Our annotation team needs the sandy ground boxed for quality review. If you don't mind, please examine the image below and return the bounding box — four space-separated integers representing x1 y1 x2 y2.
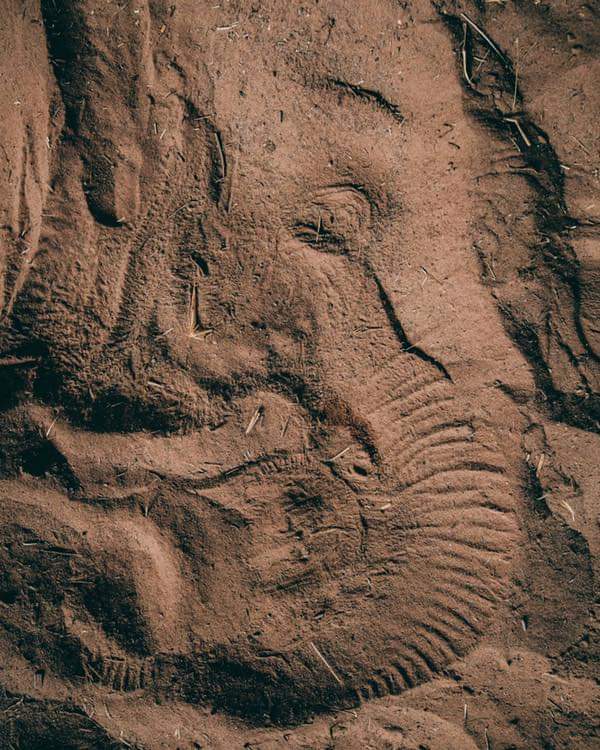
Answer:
0 1 599 748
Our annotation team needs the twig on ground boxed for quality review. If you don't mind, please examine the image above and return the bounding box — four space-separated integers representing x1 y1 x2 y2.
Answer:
245 405 264 435
310 641 343 685
503 117 532 148
325 446 352 463
460 12 508 65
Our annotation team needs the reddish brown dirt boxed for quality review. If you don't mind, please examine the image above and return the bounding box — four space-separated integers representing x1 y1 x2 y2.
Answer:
0 1 599 748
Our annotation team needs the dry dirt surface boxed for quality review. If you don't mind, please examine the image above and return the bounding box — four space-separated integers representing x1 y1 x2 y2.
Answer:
0 0 599 748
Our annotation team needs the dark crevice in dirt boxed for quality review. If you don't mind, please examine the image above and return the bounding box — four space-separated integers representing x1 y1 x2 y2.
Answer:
21 343 380 440
498 304 599 431
263 349 381 461
0 361 38 414
21 439 81 494
324 77 405 123
211 128 228 204
40 0 87 135
184 98 229 208
197 649 355 726
81 157 121 228
0 410 82 492
521 455 551 519
372 273 452 381
40 1 135 228
292 221 347 251
0 689 135 749
551 316 592 393
439 2 599 432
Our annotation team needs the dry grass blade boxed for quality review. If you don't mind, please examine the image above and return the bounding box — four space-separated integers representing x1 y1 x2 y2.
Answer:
45 416 58 438
309 641 343 685
245 405 264 435
325 445 352 463
460 12 508 65
503 117 532 148
561 499 576 522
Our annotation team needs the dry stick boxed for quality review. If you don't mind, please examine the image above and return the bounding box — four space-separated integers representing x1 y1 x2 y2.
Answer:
475 48 491 72
461 23 474 87
45 416 58 438
521 616 529 632
147 380 166 390
245 405 264 435
503 117 532 148
280 414 292 438
326 445 352 463
169 200 199 218
535 453 545 476
420 265 443 285
191 328 214 339
460 11 507 65
309 641 343 685
561 499 576 522
226 149 238 214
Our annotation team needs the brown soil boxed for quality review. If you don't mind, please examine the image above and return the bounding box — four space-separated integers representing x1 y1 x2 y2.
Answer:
0 1 599 748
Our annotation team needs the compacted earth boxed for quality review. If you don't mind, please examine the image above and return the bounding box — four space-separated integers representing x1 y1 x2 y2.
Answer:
0 1 599 748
